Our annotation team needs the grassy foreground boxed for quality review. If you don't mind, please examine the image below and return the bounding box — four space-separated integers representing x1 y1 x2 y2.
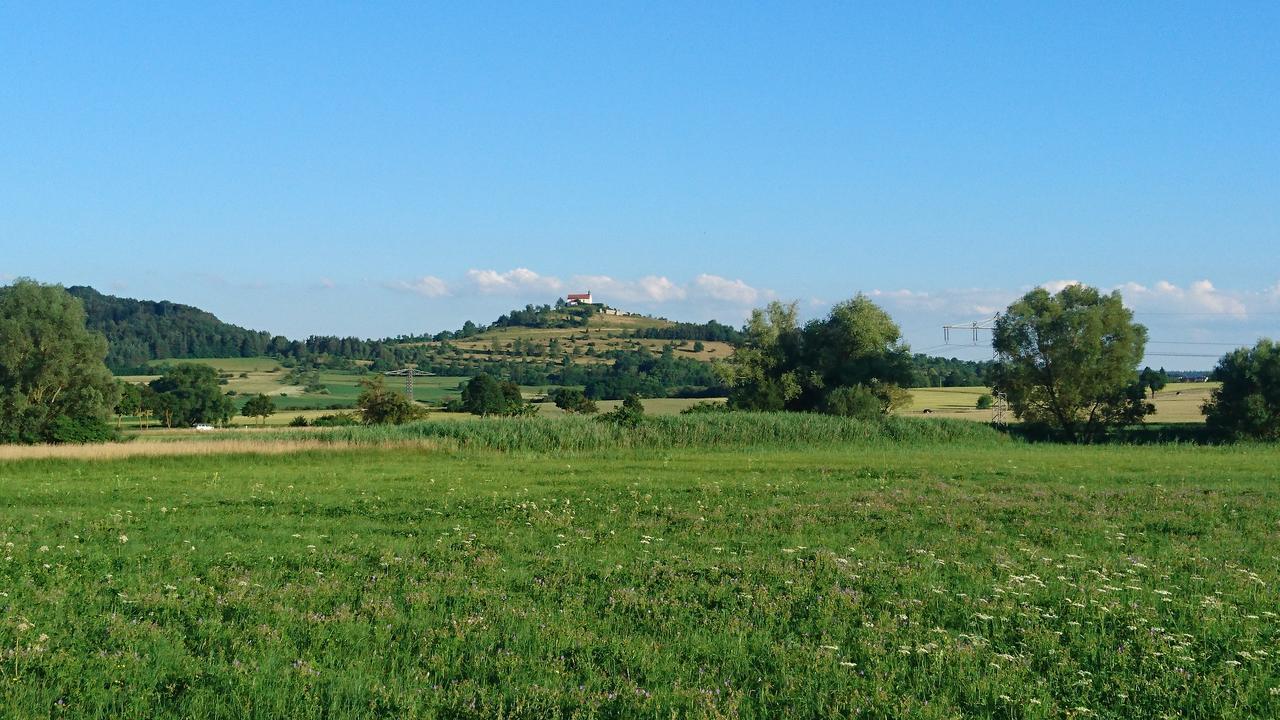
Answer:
1 425 1278 718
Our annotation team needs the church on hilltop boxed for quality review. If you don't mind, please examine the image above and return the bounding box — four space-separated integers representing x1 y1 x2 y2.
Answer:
566 291 593 305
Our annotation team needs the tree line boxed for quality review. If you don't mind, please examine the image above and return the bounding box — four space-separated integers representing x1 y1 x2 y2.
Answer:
10 278 1280 444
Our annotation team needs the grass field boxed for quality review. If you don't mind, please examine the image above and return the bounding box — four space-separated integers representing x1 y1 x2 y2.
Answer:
1 417 1277 718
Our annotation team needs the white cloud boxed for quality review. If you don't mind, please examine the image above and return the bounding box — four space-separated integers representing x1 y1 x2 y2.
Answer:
465 268 563 295
1119 278 1247 317
1040 279 1082 294
692 274 760 304
635 275 687 302
570 274 687 303
869 287 1015 318
865 277 1268 326
387 275 451 298
385 268 766 306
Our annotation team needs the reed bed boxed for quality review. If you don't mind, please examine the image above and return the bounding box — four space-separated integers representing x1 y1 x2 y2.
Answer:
294 412 1007 452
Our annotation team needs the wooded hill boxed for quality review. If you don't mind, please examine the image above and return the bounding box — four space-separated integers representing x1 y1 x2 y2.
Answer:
71 285 990 391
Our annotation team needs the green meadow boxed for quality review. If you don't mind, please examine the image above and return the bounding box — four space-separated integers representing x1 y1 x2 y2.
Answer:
1 416 1277 718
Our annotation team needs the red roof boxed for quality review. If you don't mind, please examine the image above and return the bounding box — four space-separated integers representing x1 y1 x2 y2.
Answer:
567 292 591 299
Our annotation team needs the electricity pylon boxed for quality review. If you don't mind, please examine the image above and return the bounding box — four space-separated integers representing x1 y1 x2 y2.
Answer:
941 315 1008 426
384 365 435 401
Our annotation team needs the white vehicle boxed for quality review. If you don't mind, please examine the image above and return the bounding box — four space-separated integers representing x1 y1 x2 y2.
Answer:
193 423 215 431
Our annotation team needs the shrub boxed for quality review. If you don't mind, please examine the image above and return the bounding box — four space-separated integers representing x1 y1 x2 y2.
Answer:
821 385 884 420
976 394 994 409
47 415 116 444
311 413 360 427
680 402 729 415
288 415 310 427
550 387 598 414
598 394 645 428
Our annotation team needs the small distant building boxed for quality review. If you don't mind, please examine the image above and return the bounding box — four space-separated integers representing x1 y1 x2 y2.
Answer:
566 291 593 306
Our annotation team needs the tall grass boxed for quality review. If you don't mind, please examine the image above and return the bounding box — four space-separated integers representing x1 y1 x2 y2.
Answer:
2 444 1277 717
288 412 1007 452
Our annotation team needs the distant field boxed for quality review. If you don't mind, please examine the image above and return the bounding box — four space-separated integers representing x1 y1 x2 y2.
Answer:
902 382 1217 424
118 358 475 413
1 425 1276 717
119 359 1215 426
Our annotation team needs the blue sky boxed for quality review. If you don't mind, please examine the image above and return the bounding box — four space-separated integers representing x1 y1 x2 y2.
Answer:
1 2 1277 368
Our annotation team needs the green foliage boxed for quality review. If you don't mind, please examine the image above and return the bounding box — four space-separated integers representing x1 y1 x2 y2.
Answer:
240 393 276 426
310 412 361 427
550 387 598 414
597 393 646 428
909 353 992 387
114 380 143 417
356 376 420 425
631 320 743 343
146 364 234 427
1203 339 1280 440
288 415 310 427
461 373 530 416
559 346 722 400
992 285 1152 442
679 401 728 415
976 393 995 410
0 279 120 443
821 385 884 419
67 285 278 371
1140 366 1170 397
723 296 913 416
46 414 116 443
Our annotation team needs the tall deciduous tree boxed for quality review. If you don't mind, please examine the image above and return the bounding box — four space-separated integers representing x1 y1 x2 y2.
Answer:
1139 366 1169 398
114 380 142 429
241 393 276 426
991 284 1151 442
721 296 913 415
1203 339 1280 440
0 279 119 443
147 364 234 427
461 373 529 416
550 387 597 414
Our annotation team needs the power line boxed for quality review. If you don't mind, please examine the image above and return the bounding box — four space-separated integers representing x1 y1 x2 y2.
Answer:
1134 311 1280 316
1148 340 1252 346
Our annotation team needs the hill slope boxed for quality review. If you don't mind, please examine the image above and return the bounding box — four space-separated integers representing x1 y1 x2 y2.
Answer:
68 286 279 372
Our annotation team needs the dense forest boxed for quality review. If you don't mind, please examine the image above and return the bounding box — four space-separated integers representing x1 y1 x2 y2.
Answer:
69 286 279 371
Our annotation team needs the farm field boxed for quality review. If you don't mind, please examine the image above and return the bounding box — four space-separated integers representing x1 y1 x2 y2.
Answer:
116 358 478 420
901 382 1218 424
0 419 1276 718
